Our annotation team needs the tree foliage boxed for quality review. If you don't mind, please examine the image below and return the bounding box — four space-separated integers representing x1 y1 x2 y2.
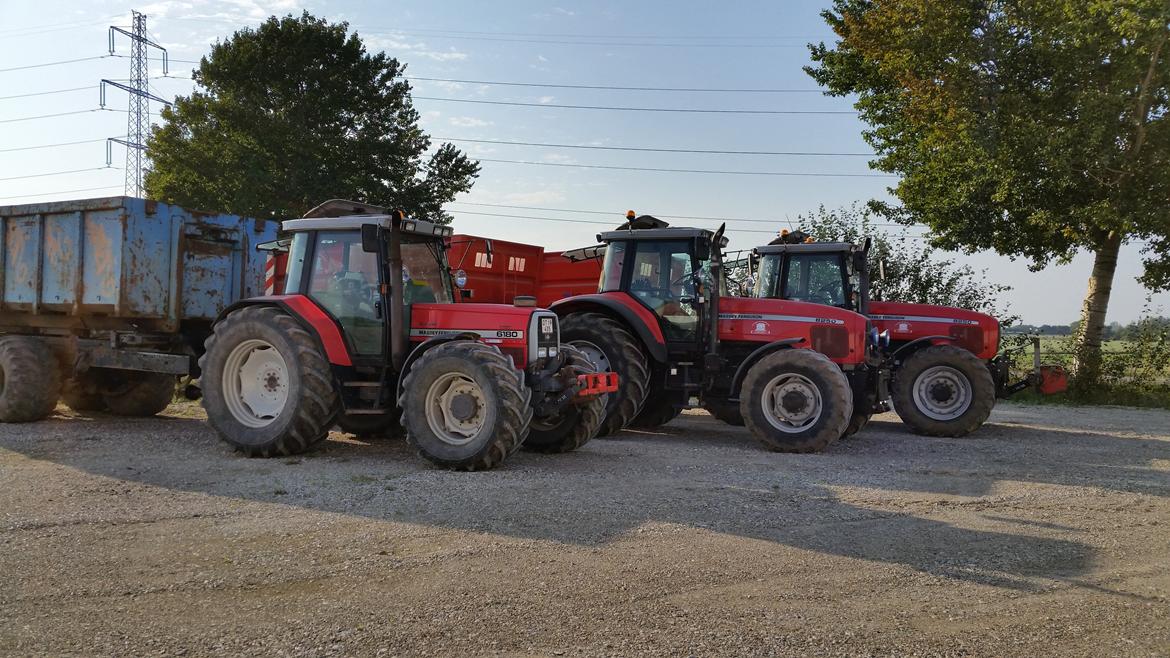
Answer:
145 12 479 221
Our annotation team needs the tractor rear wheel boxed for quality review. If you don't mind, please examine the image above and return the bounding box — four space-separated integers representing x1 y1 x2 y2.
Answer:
61 372 106 412
891 344 995 437
628 383 681 429
559 312 649 437
0 336 62 423
703 399 745 426
200 306 339 457
740 349 852 453
399 341 531 470
102 372 176 417
525 344 605 453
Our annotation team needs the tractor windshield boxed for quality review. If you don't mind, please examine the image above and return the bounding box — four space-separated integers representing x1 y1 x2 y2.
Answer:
756 252 848 307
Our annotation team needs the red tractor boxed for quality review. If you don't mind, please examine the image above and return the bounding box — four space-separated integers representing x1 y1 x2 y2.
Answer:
750 230 1067 437
546 215 883 453
199 200 616 470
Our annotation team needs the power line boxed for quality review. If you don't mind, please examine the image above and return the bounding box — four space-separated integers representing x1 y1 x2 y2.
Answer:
0 55 110 73
0 85 98 101
0 167 119 182
0 139 108 154
447 201 915 227
359 30 809 48
474 158 892 177
0 185 124 202
437 136 872 157
412 77 822 93
413 96 855 115
0 108 102 124
365 27 820 41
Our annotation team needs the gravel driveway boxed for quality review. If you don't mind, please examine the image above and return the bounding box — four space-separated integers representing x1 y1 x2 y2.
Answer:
2 402 1168 656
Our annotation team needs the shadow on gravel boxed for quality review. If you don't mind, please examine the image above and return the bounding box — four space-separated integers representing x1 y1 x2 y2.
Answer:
5 407 1168 593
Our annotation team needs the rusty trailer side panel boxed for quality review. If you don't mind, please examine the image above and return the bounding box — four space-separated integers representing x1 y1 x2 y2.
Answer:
0 196 277 333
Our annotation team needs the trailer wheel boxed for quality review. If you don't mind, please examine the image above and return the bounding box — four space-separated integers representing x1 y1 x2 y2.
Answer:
740 349 852 453
559 312 649 437
200 306 339 457
61 373 106 412
841 412 872 439
0 336 62 423
399 341 531 470
101 372 176 417
891 344 995 437
703 400 745 426
628 384 681 429
525 344 605 453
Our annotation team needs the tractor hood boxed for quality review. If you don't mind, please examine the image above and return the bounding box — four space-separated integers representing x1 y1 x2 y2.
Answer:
719 296 870 365
409 303 542 337
868 300 1000 359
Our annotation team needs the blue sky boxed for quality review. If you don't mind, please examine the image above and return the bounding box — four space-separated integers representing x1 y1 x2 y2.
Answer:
1 0 1165 325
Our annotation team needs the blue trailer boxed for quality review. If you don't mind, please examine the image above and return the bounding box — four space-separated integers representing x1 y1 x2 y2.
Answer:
0 196 277 421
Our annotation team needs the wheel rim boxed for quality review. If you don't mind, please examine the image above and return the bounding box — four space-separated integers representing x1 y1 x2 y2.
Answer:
912 365 972 421
424 372 488 445
569 339 611 415
222 339 290 428
760 373 823 433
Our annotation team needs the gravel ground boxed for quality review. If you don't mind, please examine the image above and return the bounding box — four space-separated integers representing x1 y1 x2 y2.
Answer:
1 402 1168 657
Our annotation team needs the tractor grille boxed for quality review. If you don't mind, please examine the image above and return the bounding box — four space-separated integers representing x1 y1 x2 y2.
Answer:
811 325 850 359
948 325 984 353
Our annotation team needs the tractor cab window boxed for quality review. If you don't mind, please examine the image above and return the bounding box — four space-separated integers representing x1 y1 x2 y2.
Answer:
783 253 847 307
308 231 382 355
628 240 700 341
400 240 453 305
599 241 626 292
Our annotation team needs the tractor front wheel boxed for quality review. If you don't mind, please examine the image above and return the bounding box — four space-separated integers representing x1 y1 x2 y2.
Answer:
525 344 605 453
559 312 649 437
740 349 852 453
200 306 339 457
399 341 531 470
891 344 995 437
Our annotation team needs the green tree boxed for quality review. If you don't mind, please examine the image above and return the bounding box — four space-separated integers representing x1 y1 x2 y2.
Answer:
807 0 1170 384
145 12 479 222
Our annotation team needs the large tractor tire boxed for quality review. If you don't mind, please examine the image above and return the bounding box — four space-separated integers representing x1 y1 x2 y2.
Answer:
200 306 339 457
61 372 106 413
739 349 852 453
559 312 650 437
336 409 403 439
841 411 872 439
399 341 532 470
102 372 176 417
525 344 605 453
891 344 995 437
0 336 62 423
703 399 745 426
628 383 681 429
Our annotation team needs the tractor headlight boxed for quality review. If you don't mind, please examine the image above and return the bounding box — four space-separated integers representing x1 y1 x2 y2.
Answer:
454 269 468 288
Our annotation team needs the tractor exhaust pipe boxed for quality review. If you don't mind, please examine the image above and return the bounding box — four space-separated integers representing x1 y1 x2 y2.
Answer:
388 210 407 372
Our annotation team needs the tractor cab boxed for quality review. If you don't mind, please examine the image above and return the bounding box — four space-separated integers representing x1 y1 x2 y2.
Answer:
753 230 870 314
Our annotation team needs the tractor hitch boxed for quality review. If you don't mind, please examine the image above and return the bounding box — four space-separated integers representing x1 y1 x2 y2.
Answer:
995 337 1068 398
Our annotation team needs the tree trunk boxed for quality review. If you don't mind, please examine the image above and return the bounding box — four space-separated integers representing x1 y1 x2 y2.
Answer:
1073 234 1123 385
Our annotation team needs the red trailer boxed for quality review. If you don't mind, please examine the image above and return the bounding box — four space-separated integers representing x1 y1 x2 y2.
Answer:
446 235 601 307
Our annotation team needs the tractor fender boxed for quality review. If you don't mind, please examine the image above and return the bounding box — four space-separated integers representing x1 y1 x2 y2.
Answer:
550 295 668 363
395 333 480 400
891 335 956 362
727 338 806 402
215 295 351 367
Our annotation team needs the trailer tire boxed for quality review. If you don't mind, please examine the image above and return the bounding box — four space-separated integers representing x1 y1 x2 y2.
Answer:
891 344 995 437
400 341 531 470
559 312 649 437
703 400 745 426
525 344 604 453
200 306 339 457
629 385 681 429
740 349 851 453
61 373 107 412
0 337 62 423
102 372 176 417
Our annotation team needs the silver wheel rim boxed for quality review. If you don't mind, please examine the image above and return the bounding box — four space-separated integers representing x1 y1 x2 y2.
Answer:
425 372 488 445
760 373 823 433
569 339 611 414
222 339 289 428
912 365 972 421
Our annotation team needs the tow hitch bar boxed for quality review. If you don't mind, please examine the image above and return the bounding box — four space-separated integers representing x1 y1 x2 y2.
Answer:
576 372 619 397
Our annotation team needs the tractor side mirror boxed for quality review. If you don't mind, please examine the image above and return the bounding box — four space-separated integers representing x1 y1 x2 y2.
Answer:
361 224 380 253
695 237 711 262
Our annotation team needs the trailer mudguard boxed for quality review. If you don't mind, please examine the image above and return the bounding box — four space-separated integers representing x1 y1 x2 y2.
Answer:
727 337 806 401
216 295 352 367
550 294 668 363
